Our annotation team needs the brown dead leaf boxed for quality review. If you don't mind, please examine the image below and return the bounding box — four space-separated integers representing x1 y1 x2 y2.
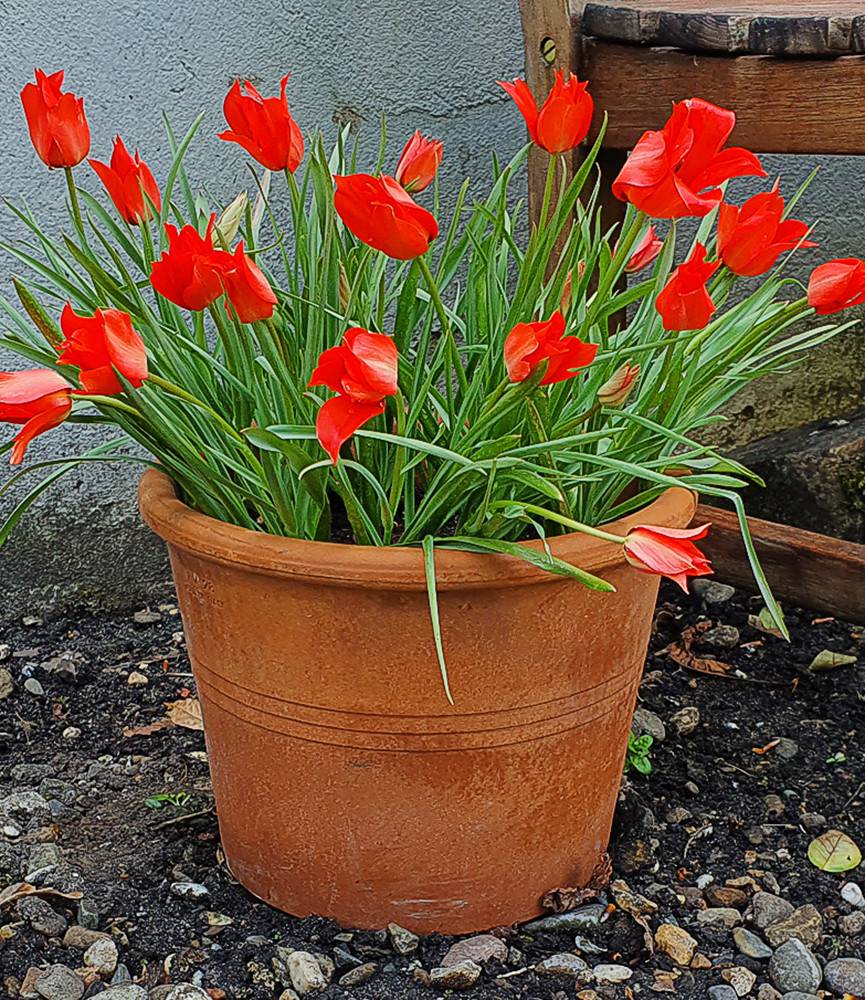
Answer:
0 881 83 908
540 853 612 912
123 717 174 739
165 698 204 731
658 621 734 676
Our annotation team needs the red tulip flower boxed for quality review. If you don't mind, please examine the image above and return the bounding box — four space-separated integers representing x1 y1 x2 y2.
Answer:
624 225 664 274
150 216 229 311
57 303 148 395
612 98 765 218
221 243 278 324
504 310 598 386
89 137 161 224
334 174 438 260
498 71 593 155
0 369 73 464
394 131 443 194
309 328 399 463
218 75 304 173
717 182 815 277
655 243 720 331
807 258 865 315
20 69 90 169
623 523 712 591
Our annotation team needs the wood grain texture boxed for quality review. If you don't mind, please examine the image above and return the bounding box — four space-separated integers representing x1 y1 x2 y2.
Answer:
695 504 865 622
582 39 865 153
582 1 865 55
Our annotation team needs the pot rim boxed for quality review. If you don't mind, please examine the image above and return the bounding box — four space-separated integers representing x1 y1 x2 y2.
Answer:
138 468 697 591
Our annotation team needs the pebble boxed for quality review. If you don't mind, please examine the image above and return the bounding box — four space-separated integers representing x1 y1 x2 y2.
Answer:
127 671 149 686
841 881 865 908
697 907 742 929
733 926 774 959
631 707 666 742
823 957 865 995
84 936 119 975
133 608 161 624
654 923 697 966
669 705 700 736
96 987 148 1000
773 737 799 760
799 812 826 833
24 677 45 697
839 910 865 936
592 964 632 984
692 579 735 602
756 986 781 1000
78 898 99 929
523 903 605 932
429 959 482 990
769 939 822 994
34 965 85 1000
0 790 51 823
0 667 13 698
705 885 749 909
700 624 740 647
62 727 81 740
752 892 795 930
442 934 507 966
722 966 757 997
338 963 376 987
387 922 419 955
708 987 738 1000
20 895 68 937
170 881 209 901
535 953 590 978
288 951 329 995
764 904 823 949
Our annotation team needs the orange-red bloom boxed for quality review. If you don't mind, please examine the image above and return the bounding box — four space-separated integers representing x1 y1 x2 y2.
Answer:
612 98 765 218
655 243 720 331
624 523 712 591
394 131 443 194
498 71 593 155
57 303 148 395
597 362 640 407
504 310 597 386
309 328 399 463
334 174 438 260
219 75 304 173
624 225 663 273
221 243 278 323
807 258 865 315
0 369 72 464
20 69 90 169
717 181 815 277
150 216 229 311
89 137 161 224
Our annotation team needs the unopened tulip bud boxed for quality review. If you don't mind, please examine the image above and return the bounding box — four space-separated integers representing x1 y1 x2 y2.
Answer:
597 361 640 407
560 270 573 314
338 263 351 311
216 191 249 246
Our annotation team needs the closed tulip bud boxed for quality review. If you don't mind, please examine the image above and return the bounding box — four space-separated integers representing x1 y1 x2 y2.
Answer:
597 362 640 407
89 137 161 224
216 192 249 246
338 263 351 312
394 131 443 193
559 270 574 314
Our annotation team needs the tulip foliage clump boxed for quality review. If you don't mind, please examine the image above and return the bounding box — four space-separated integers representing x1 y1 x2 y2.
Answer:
2 69 861 644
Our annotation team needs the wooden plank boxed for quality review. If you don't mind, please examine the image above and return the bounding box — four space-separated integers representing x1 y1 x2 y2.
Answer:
695 503 865 623
581 38 865 154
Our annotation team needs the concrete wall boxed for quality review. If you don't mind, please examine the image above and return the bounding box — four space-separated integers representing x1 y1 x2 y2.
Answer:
1 0 864 617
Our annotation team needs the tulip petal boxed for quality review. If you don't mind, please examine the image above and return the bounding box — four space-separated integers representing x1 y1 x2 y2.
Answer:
8 392 72 464
315 395 385 464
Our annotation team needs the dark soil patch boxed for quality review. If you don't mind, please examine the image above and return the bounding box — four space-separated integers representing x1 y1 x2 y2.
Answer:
0 584 862 999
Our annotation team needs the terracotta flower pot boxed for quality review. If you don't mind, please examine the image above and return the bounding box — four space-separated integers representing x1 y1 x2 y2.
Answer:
139 469 695 934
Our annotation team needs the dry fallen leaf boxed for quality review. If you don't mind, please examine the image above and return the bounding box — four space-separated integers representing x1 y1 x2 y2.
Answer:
166 697 204 731
809 649 858 672
808 830 862 873
541 853 612 912
123 718 174 739
748 607 784 639
658 621 734 676
0 882 83 908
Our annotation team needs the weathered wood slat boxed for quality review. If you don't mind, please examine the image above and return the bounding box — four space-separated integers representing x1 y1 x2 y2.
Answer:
695 504 865 623
581 39 865 154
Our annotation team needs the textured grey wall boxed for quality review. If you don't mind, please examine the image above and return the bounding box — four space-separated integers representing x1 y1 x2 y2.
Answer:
1 0 864 617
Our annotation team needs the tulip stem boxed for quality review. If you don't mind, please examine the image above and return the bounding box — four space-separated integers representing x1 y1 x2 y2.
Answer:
416 254 468 403
148 373 244 445
64 168 87 245
504 501 626 544
539 155 558 230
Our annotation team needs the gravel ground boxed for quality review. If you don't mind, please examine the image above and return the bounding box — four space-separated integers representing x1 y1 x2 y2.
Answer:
0 581 863 1000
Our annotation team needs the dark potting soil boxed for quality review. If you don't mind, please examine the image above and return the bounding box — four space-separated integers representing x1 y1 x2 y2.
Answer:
0 583 863 999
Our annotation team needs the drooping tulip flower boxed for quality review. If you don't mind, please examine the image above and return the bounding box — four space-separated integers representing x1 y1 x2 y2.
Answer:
624 225 664 273
0 369 73 464
20 69 90 169
221 243 278 323
504 310 598 386
150 216 229 311
334 174 438 260
89 137 161 224
57 303 148 395
394 131 443 193
655 243 720 332
218 75 304 173
624 523 712 591
612 98 765 218
717 182 816 277
498 71 593 155
309 327 399 463
807 258 865 315
597 362 640 407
